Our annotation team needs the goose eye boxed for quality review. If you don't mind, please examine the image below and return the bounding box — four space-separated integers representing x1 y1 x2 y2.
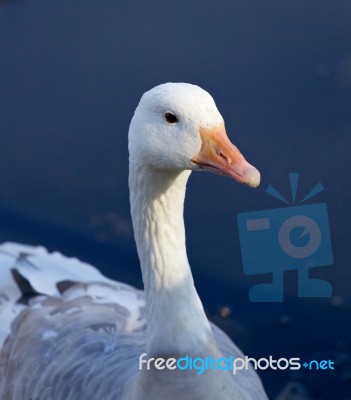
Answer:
164 112 178 124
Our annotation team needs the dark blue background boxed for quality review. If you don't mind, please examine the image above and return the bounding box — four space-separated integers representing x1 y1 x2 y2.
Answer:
0 1 350 398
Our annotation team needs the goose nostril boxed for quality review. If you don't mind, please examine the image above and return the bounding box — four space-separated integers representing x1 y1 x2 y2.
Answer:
219 152 231 164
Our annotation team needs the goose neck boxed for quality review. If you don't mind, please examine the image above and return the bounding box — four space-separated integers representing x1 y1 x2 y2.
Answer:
129 164 213 355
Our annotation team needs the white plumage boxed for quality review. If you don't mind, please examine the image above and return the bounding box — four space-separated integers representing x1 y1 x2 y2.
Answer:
0 83 267 399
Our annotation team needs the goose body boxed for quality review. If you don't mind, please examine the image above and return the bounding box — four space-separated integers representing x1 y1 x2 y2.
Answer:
0 83 267 399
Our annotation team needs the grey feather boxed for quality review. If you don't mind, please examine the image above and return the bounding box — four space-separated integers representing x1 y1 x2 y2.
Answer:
0 243 266 400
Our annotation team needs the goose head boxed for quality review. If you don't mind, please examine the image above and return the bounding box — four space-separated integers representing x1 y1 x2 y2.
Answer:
129 82 260 187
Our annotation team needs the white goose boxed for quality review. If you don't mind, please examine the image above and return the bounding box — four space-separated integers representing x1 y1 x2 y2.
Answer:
0 83 267 400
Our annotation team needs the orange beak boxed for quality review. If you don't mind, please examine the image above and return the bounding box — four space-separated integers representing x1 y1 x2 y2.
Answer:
191 125 260 188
